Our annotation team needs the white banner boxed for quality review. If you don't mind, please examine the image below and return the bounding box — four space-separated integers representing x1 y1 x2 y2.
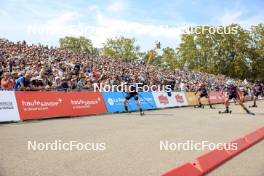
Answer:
152 92 188 108
171 92 188 106
0 91 20 122
152 92 176 108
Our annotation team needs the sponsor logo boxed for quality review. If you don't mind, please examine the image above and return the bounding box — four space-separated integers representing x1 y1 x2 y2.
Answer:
158 95 169 105
107 97 124 106
0 101 14 110
70 100 99 105
70 99 99 109
21 99 62 111
21 99 62 107
108 98 114 106
175 95 184 103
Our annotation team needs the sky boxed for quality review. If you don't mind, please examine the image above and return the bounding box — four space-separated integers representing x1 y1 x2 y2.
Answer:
0 0 263 51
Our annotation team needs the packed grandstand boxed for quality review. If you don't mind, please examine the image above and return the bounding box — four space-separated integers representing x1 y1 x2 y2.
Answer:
0 38 251 92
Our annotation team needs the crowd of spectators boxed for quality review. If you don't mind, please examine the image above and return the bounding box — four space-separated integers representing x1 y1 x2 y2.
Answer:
0 38 241 92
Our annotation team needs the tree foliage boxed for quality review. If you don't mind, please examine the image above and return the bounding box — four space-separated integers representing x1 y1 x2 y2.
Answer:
101 37 140 62
59 36 97 54
176 24 264 81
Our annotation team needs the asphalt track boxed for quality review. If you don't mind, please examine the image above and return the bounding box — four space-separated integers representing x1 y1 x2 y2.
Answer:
0 101 263 176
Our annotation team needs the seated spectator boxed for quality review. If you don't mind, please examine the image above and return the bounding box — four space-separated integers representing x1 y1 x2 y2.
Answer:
1 72 14 90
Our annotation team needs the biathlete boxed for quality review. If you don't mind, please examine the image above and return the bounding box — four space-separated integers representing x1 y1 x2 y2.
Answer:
239 85 249 103
220 80 254 115
123 78 144 116
194 83 214 109
250 80 263 108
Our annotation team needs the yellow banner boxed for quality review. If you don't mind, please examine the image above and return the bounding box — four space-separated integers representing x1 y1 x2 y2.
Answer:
184 92 208 105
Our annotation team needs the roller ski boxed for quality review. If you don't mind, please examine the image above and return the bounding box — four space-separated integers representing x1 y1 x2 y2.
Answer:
124 109 132 114
249 104 257 108
246 111 255 115
140 109 144 116
124 106 132 113
194 104 204 108
209 105 215 109
218 109 232 114
245 108 255 116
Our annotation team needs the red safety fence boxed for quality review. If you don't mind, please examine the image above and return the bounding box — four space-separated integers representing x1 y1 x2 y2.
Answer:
15 91 107 120
161 126 264 176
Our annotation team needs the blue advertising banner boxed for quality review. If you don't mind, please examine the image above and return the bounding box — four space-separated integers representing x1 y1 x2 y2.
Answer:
102 92 157 113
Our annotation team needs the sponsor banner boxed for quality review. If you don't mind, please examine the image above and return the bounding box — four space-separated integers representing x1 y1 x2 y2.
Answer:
208 92 225 104
65 92 107 116
0 91 20 122
138 92 157 110
184 92 209 106
184 92 198 106
102 92 157 113
15 92 107 120
152 92 177 108
171 92 188 106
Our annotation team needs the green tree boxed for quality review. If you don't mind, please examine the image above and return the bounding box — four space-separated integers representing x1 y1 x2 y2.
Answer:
101 37 140 62
176 24 264 80
161 47 179 70
249 24 264 81
59 36 97 54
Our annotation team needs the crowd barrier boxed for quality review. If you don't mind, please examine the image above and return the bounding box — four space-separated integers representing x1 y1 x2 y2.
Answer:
0 91 242 122
161 126 264 176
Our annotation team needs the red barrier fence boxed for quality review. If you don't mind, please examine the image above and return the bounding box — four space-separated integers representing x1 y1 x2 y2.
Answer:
161 126 264 176
15 92 107 120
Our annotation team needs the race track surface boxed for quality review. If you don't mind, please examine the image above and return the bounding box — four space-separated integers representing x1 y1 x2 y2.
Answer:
0 101 264 176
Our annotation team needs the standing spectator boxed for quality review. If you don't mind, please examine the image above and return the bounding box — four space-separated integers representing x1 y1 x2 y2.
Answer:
180 81 187 92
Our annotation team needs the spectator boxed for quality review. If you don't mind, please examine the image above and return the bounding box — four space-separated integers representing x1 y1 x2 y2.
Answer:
1 72 14 90
0 38 243 92
14 73 33 90
77 76 87 89
60 77 69 91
